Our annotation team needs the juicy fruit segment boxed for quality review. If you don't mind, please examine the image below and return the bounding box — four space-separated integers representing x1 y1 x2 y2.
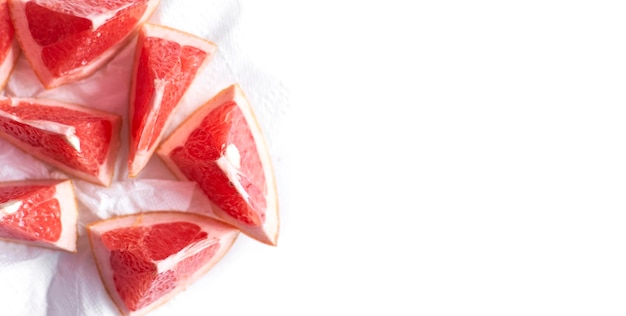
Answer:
0 97 122 186
128 24 217 177
0 0 19 91
169 102 266 225
106 222 217 311
0 179 78 252
0 184 59 242
9 0 160 88
88 212 239 316
157 84 279 246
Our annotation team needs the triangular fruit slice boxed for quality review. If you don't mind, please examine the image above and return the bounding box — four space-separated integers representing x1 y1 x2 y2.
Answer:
128 23 217 177
157 84 279 245
88 212 239 316
9 0 159 89
0 0 19 91
0 179 78 252
0 97 122 186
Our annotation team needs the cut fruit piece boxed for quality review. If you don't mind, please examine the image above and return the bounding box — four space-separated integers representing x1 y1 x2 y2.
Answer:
0 0 19 91
128 23 217 178
88 211 239 316
0 179 78 252
0 97 122 186
157 84 279 246
8 0 159 89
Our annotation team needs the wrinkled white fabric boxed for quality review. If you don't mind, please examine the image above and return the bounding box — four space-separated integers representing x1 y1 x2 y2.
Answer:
0 0 288 315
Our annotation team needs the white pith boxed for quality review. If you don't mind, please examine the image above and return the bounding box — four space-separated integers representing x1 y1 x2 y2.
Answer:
51 179 78 251
0 200 21 215
223 143 241 169
128 76 165 177
216 152 249 203
157 84 279 245
155 236 218 273
88 212 239 316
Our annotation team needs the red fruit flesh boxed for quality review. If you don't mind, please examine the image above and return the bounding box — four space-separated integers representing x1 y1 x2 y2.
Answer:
102 222 218 311
169 101 267 226
89 212 239 315
0 0 18 91
10 0 159 88
0 0 14 63
130 37 208 160
0 180 77 252
25 0 148 77
0 99 112 176
0 184 60 242
157 84 279 245
127 23 217 178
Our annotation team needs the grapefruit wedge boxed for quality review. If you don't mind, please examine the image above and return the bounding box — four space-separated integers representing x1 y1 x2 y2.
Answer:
88 212 239 316
157 84 279 246
8 0 159 89
0 0 19 91
128 24 217 177
0 97 122 186
0 179 77 252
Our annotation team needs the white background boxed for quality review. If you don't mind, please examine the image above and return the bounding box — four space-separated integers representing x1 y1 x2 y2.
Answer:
237 0 626 315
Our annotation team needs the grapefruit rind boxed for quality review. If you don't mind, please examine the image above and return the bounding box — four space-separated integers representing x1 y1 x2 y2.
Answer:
128 23 218 178
87 212 239 316
0 97 122 187
8 0 160 89
157 84 280 246
0 179 78 252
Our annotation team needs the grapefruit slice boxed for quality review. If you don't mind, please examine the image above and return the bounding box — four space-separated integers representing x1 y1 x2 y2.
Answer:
0 179 77 252
157 84 279 246
8 0 160 89
0 0 19 91
88 212 239 316
128 23 217 177
0 97 122 186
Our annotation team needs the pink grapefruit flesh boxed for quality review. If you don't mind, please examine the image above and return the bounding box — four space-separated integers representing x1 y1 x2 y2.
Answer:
8 0 160 89
88 211 239 316
157 84 279 246
128 23 217 177
0 97 122 186
0 0 19 91
0 179 78 252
